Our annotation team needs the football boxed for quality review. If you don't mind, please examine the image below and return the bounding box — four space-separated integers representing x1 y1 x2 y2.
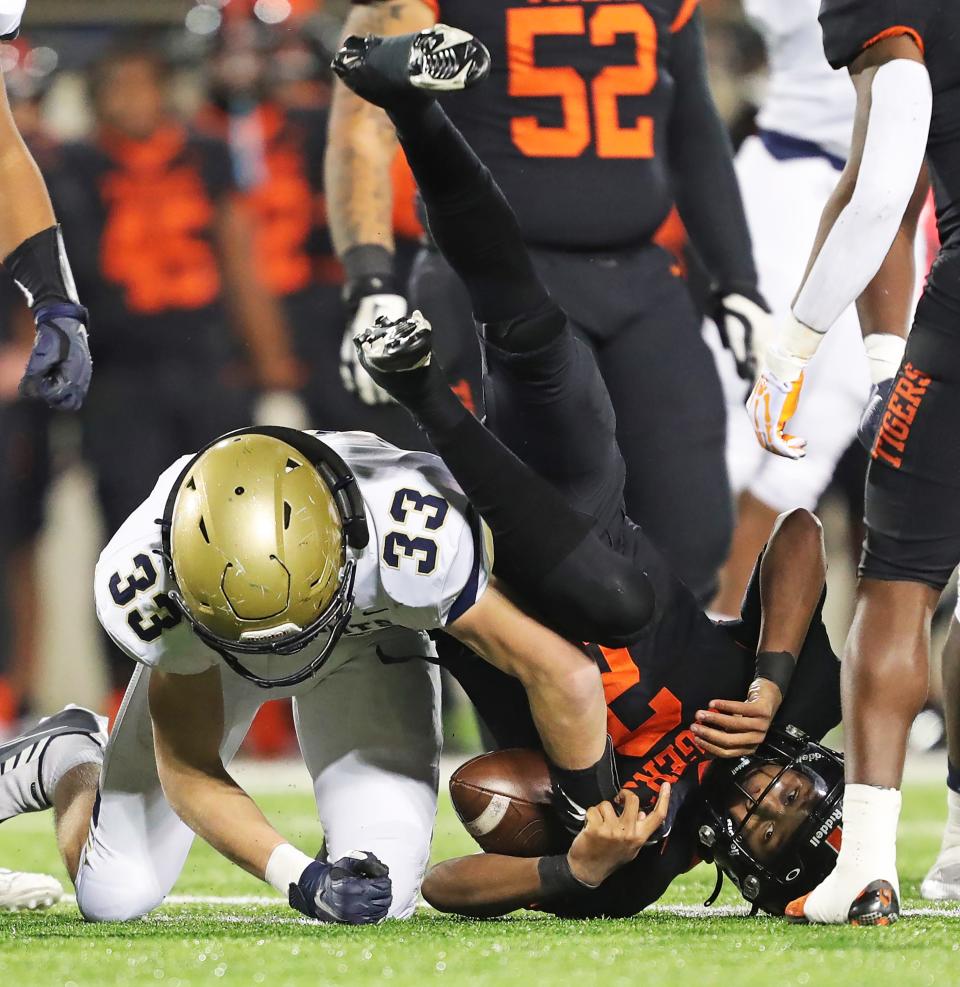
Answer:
448 748 567 856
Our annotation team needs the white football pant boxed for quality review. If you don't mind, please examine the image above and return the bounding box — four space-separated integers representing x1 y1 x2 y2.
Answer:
74 630 441 922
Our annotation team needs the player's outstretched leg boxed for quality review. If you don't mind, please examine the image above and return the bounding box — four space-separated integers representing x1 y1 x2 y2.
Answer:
0 705 106 886
334 28 555 335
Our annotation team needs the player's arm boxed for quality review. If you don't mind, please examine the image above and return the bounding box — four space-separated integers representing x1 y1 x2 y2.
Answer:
447 584 609 778
148 668 392 924
694 509 827 758
749 33 931 458
666 9 769 380
0 73 91 410
213 194 304 394
325 0 436 404
422 787 670 917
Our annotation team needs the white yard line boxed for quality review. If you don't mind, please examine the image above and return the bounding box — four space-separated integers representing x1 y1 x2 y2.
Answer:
58 893 960 920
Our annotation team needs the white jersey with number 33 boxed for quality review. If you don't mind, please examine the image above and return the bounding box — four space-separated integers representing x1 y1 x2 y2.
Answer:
94 430 491 680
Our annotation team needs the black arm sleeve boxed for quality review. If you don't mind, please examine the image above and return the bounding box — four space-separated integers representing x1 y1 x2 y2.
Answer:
666 11 758 297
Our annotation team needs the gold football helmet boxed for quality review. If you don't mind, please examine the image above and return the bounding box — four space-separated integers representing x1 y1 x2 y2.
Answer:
160 427 368 687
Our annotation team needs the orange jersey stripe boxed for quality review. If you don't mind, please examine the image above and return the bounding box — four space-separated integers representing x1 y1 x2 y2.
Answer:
861 24 925 57
670 0 699 34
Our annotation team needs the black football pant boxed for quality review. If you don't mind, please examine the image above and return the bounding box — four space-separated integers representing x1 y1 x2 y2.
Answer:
411 239 731 603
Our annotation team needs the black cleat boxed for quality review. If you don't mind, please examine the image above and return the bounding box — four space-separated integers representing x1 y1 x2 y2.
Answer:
355 312 434 375
332 25 491 109
847 880 900 926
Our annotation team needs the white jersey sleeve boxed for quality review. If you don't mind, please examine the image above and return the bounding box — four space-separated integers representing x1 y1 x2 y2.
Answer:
94 456 221 677
0 0 26 38
322 432 493 633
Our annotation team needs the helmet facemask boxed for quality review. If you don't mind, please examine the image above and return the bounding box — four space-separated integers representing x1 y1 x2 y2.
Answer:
160 427 369 688
698 726 844 914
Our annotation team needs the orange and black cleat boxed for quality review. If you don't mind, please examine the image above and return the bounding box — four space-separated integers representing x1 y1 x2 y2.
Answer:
785 880 900 926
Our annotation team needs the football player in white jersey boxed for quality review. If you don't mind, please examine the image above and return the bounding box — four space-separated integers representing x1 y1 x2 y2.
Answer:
0 423 618 923
0 0 91 409
712 0 912 616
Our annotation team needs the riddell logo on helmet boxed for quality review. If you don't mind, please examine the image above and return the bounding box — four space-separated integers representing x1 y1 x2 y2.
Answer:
872 363 931 469
808 804 842 848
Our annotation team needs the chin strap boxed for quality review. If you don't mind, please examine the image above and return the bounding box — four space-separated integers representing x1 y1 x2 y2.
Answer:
704 864 724 907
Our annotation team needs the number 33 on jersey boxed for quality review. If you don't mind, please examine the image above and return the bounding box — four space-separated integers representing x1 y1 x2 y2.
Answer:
94 431 492 678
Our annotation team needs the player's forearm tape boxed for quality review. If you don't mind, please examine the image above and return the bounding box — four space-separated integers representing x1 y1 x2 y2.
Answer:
341 244 395 284
3 226 80 310
754 650 797 697
792 59 932 335
264 843 315 895
538 855 597 900
864 333 906 385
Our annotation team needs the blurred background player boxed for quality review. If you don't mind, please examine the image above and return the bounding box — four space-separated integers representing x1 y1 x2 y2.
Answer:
710 0 872 617
47 40 303 717
327 0 772 603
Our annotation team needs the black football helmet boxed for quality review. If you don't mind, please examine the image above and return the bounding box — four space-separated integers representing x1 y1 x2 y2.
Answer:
697 725 844 915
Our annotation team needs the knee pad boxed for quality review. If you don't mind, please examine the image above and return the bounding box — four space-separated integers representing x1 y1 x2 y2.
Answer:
539 539 655 646
76 867 165 923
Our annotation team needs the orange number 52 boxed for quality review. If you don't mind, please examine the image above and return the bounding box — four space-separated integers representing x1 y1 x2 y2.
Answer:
507 3 658 160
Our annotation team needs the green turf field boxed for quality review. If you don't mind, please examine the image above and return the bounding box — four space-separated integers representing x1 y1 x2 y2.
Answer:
1 777 957 987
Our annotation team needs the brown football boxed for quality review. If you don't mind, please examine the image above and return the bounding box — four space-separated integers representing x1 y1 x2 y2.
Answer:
449 748 567 856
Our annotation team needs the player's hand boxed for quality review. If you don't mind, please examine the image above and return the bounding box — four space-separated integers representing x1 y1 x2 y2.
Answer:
693 679 782 759
288 851 392 925
858 377 895 453
566 785 671 888
341 293 408 405
714 291 774 382
19 302 92 411
746 369 806 459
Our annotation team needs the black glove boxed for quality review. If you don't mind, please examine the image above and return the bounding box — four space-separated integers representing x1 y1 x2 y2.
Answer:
858 377 895 454
712 289 773 383
288 851 392 925
19 302 93 411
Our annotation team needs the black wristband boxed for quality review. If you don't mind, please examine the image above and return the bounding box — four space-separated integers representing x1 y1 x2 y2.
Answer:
341 244 396 285
537 855 596 901
755 650 797 696
3 225 78 311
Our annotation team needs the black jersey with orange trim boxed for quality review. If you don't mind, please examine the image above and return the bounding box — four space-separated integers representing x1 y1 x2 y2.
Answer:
820 0 960 254
553 550 837 917
354 0 702 250
49 124 235 364
442 533 839 917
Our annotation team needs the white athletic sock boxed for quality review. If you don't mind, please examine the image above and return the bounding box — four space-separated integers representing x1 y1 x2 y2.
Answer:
40 734 104 800
940 788 960 851
264 843 314 895
801 784 901 923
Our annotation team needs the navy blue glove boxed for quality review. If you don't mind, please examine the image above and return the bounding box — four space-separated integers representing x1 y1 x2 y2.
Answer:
858 377 895 454
288 851 392 924
19 302 92 412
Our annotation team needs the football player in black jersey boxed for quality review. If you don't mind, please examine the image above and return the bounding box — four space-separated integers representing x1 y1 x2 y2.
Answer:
746 0 960 924
327 0 772 605
334 26 849 919
0 6 91 411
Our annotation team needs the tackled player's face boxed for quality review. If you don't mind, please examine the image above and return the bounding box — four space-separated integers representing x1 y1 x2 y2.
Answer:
727 766 818 864
96 58 165 139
